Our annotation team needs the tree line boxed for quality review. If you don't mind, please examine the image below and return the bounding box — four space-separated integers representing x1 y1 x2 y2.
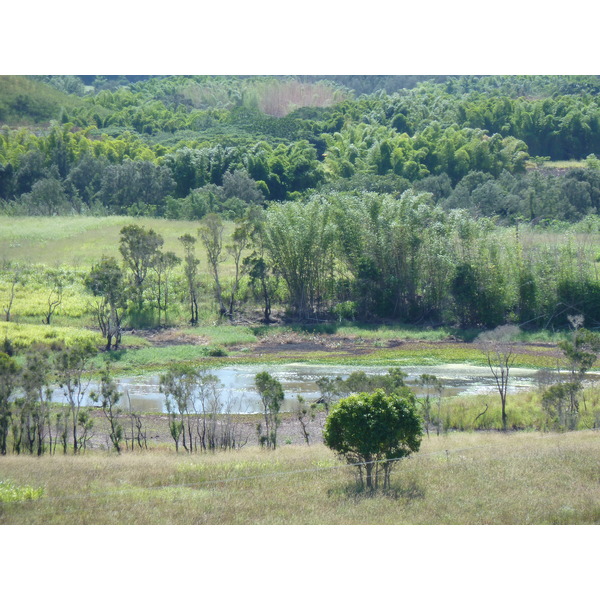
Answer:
3 201 600 336
255 192 600 328
4 75 600 223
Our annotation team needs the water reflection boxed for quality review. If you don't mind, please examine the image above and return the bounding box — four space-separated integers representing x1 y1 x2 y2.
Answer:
49 363 548 414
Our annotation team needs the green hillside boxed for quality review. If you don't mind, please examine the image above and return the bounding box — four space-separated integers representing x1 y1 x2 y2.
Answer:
0 75 82 124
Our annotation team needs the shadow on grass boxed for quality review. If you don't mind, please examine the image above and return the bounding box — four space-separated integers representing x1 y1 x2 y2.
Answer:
448 328 482 342
105 349 127 362
545 505 600 525
328 475 425 502
250 323 338 337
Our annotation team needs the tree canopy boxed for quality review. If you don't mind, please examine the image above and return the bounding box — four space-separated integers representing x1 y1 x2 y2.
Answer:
323 389 422 490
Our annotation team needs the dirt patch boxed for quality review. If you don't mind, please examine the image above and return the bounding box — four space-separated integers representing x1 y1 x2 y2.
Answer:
255 331 373 355
86 409 327 450
130 328 209 347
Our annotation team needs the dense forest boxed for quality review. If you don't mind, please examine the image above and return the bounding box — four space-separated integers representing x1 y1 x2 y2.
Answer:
2 74 600 221
2 74 600 330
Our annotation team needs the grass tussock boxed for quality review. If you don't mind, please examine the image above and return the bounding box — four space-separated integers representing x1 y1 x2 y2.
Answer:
0 321 101 350
1 431 600 524
0 479 44 502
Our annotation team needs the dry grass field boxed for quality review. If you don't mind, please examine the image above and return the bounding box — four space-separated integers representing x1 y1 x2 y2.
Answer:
2 430 599 525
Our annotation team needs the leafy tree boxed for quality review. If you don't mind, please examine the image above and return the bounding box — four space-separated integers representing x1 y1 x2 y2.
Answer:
18 348 53 455
198 214 227 316
323 389 422 490
2 265 26 322
543 316 600 429
225 218 252 318
13 150 48 196
331 191 452 320
65 154 108 207
264 198 335 318
43 75 86 96
255 371 284 449
179 234 200 325
316 376 344 413
99 160 174 214
160 364 198 453
151 250 181 326
119 224 164 312
19 177 69 215
42 268 65 325
541 383 582 431
243 206 277 323
221 169 265 207
85 257 126 350
163 148 206 197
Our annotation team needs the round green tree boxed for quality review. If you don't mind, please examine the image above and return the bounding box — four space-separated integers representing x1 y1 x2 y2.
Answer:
323 389 422 490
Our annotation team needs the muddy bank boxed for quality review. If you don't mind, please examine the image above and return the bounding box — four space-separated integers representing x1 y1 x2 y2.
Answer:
82 409 327 451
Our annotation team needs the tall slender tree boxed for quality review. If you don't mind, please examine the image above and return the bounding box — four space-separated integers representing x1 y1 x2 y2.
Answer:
179 234 200 326
119 225 164 311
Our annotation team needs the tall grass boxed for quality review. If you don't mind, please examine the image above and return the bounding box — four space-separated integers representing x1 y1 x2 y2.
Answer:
0 321 102 350
2 430 599 524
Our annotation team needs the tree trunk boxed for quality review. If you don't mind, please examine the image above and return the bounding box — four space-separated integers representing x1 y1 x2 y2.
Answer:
365 461 373 490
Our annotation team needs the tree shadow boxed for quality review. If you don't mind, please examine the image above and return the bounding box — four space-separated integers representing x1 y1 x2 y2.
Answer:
105 349 127 361
448 327 482 342
328 476 425 502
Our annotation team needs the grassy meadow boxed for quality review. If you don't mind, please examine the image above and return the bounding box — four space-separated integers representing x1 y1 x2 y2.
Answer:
0 215 238 267
0 216 241 334
1 430 599 524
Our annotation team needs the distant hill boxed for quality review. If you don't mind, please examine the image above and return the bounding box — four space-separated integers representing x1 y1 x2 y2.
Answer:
0 76 82 124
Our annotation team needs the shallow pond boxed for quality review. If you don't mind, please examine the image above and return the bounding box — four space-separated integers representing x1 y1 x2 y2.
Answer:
49 363 557 414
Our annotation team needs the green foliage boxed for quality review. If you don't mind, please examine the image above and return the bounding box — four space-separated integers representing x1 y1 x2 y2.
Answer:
0 479 44 502
53 339 97 454
0 75 81 123
316 369 410 411
264 198 335 317
255 371 284 449
542 320 600 430
160 363 199 453
119 224 164 310
4 75 600 225
207 346 227 357
323 389 422 490
86 256 126 349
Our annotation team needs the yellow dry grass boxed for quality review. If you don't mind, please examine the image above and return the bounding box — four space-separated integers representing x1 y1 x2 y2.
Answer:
1 430 599 525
